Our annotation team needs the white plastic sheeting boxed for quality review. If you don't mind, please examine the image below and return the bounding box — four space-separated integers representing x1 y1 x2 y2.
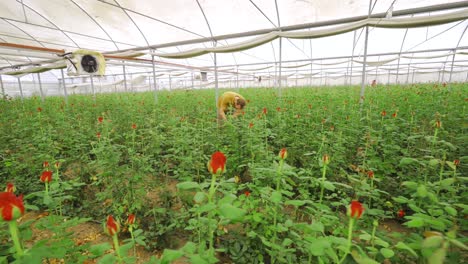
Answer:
0 0 467 95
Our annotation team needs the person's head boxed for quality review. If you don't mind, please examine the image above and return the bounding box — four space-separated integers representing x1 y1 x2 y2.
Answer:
235 98 246 110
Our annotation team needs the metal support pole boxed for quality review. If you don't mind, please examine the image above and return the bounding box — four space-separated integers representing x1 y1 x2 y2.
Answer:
387 69 391 85
406 65 411 84
17 77 24 101
123 64 128 92
448 50 456 89
440 63 447 83
191 71 194 89
236 67 239 90
151 54 158 103
37 73 44 103
359 0 372 108
90 74 95 101
169 75 172 91
0 74 5 99
60 69 68 105
278 37 283 98
411 69 416 84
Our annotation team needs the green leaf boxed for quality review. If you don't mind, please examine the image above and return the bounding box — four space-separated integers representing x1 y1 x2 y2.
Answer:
399 158 420 166
428 159 440 167
401 181 418 190
176 181 200 190
417 185 428 197
285 200 306 207
306 237 330 256
98 254 116 264
406 218 425 228
428 248 446 264
218 204 245 221
444 206 457 216
307 221 324 233
439 178 455 187
189 254 210 264
380 248 395 259
374 238 389 248
252 212 263 222
393 196 409 203
195 203 216 214
271 191 282 204
449 238 468 250
359 233 372 241
323 181 336 191
181 241 197 254
350 250 380 264
422 236 444 249
395 241 418 258
193 192 206 204
160 249 184 264
90 243 112 256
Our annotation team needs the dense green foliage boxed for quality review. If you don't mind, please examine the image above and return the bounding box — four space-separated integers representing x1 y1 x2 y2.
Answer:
0 83 466 263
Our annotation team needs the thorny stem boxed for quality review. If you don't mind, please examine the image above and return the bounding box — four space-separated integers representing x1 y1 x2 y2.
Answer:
319 164 328 204
338 218 355 264
112 234 123 263
9 221 24 257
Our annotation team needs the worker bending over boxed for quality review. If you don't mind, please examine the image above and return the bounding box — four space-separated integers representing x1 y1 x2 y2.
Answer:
217 91 247 123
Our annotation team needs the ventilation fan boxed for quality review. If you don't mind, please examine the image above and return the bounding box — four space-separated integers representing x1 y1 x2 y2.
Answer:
65 49 106 76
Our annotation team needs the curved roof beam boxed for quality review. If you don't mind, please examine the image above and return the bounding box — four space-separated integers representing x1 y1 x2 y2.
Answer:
406 20 465 51
2 18 45 49
96 0 206 39
195 0 215 63
15 0 80 48
0 32 78 49
113 0 150 47
0 17 138 48
116 1 468 53
69 0 119 50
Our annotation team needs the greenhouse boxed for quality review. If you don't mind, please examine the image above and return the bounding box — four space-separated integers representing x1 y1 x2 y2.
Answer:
0 0 467 263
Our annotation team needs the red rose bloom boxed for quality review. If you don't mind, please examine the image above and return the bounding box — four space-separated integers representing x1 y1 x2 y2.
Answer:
127 214 136 225
98 117 103 123
105 215 120 236
262 108 267 115
208 151 227 175
398 209 405 218
131 123 137 129
0 192 25 221
244 190 251 197
5 183 15 193
349 200 364 219
40 171 53 183
279 148 287 160
367 171 374 179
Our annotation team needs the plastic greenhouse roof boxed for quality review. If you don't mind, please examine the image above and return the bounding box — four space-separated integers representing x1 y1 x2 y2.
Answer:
0 0 468 82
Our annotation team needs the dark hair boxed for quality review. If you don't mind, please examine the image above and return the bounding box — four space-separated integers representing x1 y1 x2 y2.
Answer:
237 98 246 109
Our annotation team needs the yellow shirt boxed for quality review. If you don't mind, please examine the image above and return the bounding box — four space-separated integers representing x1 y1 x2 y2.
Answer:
217 92 245 112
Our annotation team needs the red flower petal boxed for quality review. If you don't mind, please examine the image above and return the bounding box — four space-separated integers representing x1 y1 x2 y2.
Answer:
106 215 120 236
350 200 364 219
40 171 53 183
0 192 25 221
208 151 226 174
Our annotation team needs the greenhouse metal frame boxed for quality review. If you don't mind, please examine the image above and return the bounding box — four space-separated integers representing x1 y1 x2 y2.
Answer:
0 0 467 102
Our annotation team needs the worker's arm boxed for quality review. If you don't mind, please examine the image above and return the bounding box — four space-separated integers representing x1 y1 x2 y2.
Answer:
218 107 227 120
232 109 242 117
